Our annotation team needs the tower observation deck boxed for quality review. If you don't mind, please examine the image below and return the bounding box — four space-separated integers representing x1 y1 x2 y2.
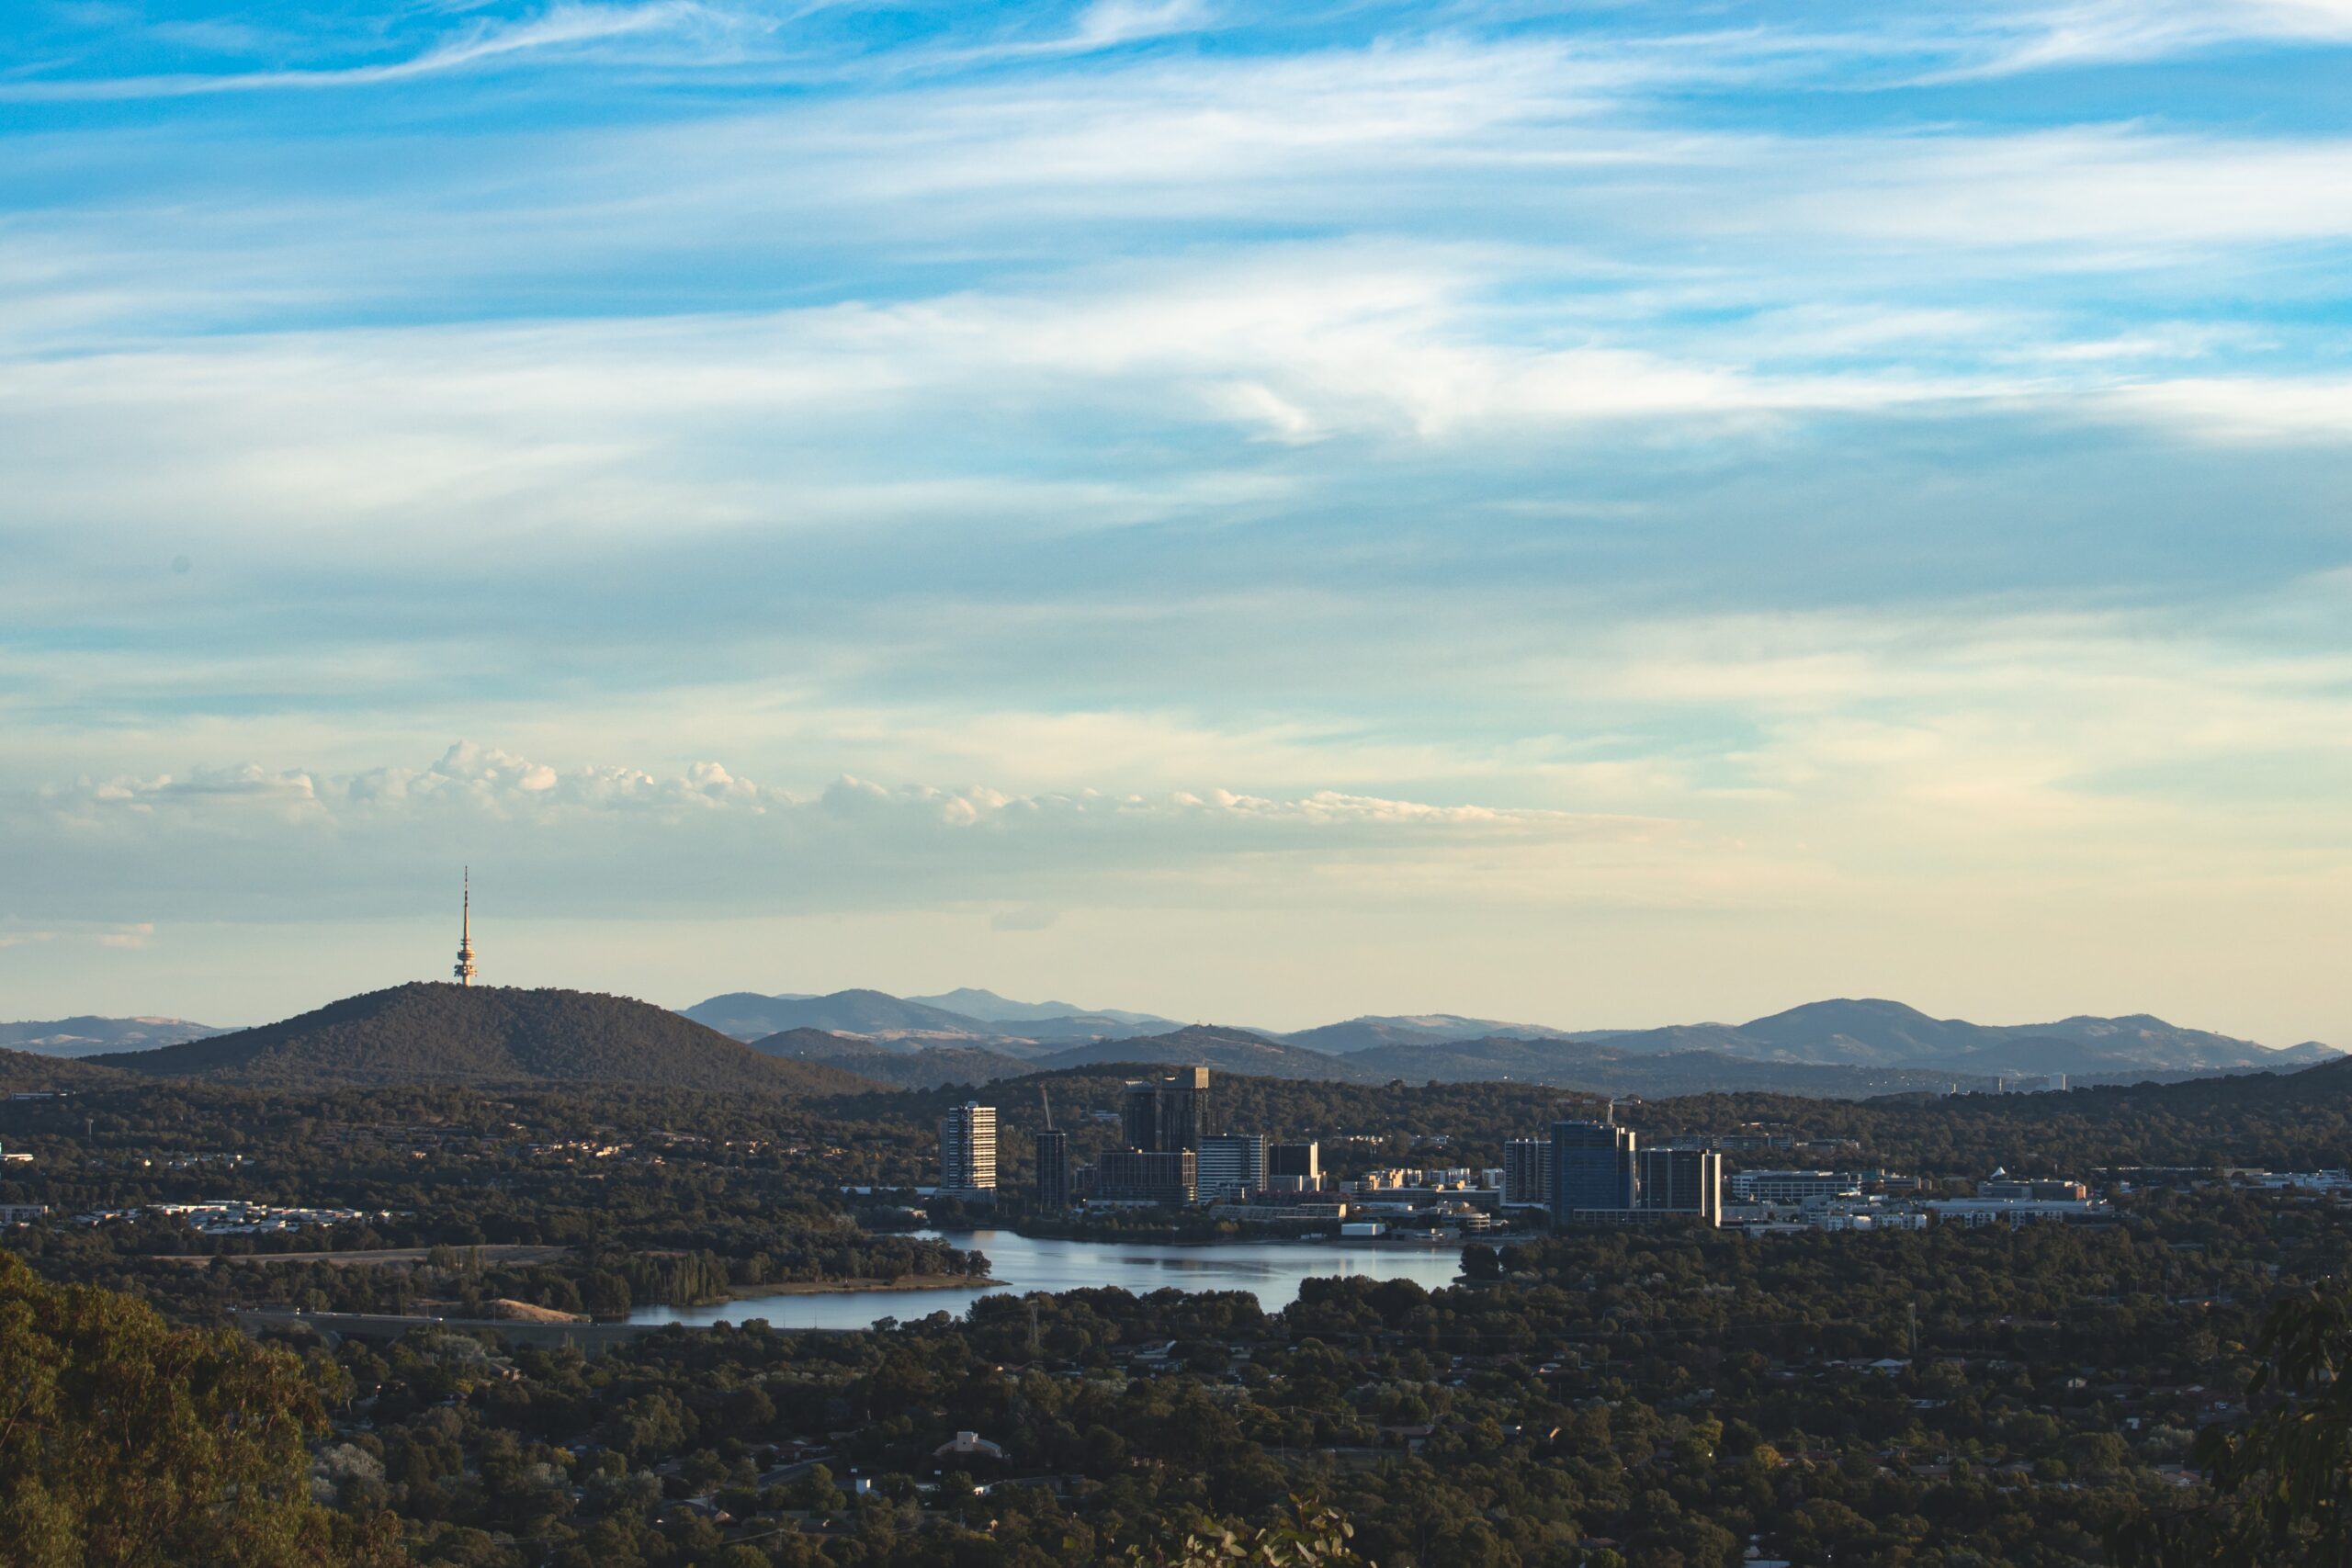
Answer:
454 869 478 986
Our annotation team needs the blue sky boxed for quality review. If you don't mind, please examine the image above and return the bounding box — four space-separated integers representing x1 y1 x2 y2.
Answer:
5 1 2350 1041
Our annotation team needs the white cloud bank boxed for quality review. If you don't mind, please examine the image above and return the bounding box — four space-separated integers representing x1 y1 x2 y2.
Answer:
21 742 1713 923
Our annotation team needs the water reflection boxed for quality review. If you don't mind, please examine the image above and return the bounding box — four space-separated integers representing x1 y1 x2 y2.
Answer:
628 1228 1465 1331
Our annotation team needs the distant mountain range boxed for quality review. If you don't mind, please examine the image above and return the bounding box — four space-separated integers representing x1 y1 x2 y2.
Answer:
685 989 997 1043
681 988 1178 1054
1572 998 2339 1075
674 987 2337 1098
1029 1025 1377 1081
757 1024 2009 1099
744 1029 1034 1090
10 987 2332 1104
1340 1035 2009 1098
1286 1014 1589 1053
0 1016 230 1058
81 984 876 1094
904 988 1174 1027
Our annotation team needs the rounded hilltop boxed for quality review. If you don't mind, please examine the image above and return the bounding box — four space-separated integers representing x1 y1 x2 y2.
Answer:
85 981 875 1094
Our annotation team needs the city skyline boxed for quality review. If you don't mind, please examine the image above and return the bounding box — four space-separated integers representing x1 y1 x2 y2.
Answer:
7 3 2352 1043
6 10 2345 1565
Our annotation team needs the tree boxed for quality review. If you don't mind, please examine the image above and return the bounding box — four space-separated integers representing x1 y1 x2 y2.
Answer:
2112 1285 2352 1566
0 1251 391 1567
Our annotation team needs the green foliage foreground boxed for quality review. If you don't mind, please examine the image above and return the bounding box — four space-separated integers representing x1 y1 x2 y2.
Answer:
13 1069 2352 1565
2113 1285 2352 1567
0 1250 391 1568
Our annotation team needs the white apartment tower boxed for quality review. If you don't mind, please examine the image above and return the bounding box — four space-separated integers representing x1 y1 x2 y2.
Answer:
1195 1133 1265 1201
939 1102 999 1196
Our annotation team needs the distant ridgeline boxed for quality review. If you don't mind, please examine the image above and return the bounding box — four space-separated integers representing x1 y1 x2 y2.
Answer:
681 987 2337 1100
4 984 2334 1106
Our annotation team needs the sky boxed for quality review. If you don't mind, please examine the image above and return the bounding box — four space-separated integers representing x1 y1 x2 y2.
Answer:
4 1 2350 1041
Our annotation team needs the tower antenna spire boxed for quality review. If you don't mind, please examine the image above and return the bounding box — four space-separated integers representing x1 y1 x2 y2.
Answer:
453 867 479 987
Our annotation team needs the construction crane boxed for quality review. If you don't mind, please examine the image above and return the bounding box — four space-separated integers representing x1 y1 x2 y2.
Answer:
1038 1085 1055 1131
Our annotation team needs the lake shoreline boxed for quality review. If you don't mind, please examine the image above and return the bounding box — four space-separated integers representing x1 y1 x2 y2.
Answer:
627 1230 1468 1330
962 1226 1471 1251
701 1271 1003 1302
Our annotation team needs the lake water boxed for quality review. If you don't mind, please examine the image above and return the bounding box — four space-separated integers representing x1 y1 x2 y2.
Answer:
627 1228 1467 1332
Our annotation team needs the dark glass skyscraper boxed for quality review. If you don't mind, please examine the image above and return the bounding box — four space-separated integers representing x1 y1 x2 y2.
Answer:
1267 1140 1321 1186
1035 1127 1071 1211
1122 1068 1209 1153
1636 1146 1721 1224
1551 1117 1636 1220
1096 1149 1196 1205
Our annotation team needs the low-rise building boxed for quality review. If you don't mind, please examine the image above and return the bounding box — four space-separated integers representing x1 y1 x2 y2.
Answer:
1095 1148 1196 1205
933 1431 1006 1462
1926 1197 2112 1227
1978 1174 2089 1201
1727 1169 1862 1206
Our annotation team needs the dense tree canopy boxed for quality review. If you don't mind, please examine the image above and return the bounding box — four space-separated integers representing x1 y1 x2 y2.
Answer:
6 1061 2352 1564
0 1250 391 1567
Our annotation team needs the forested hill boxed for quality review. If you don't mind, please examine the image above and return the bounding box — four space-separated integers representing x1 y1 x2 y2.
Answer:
0 1047 132 1092
1342 1035 2004 1097
1031 1026 1390 1081
86 983 878 1094
746 1028 1033 1090
1636 1054 2352 1172
825 1054 2352 1175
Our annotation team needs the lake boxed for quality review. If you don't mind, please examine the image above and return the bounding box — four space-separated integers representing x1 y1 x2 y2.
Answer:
626 1228 1468 1332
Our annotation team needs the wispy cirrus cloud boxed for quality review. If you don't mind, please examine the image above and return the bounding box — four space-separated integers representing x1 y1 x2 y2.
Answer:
0 919 154 951
0 1 719 101
4 2 2351 1038
1917 0 2352 79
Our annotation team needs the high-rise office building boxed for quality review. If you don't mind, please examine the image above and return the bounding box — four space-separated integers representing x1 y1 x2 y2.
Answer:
1120 1080 1156 1152
1503 1138 1555 1207
1195 1133 1265 1201
1636 1146 1721 1224
939 1102 998 1197
1121 1068 1210 1153
1096 1149 1197 1205
1035 1127 1071 1211
1551 1117 1636 1220
1267 1140 1321 1189
1119 1078 1163 1151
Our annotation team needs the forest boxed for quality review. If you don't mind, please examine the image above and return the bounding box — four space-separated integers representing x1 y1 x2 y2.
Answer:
6 1063 2352 1565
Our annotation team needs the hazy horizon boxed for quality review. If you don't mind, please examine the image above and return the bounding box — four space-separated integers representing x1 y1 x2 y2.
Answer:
7 3 2351 1045
5 945 2333 1053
